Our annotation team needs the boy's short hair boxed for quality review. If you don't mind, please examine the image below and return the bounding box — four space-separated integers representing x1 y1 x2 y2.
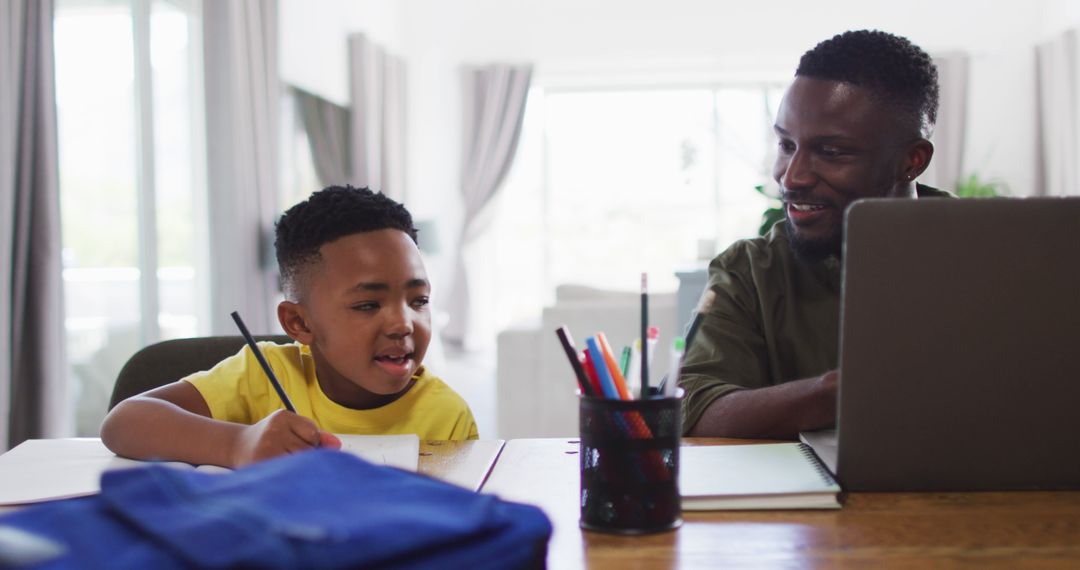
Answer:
796 29 939 137
275 185 418 300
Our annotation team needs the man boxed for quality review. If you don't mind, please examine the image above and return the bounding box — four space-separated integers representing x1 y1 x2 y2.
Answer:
678 30 950 439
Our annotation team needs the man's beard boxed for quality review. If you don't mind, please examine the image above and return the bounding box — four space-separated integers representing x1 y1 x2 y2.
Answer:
787 224 842 263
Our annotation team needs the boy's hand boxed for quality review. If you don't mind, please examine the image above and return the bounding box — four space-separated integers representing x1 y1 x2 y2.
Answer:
229 409 341 467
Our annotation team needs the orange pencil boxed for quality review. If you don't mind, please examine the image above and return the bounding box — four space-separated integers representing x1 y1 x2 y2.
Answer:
597 333 632 400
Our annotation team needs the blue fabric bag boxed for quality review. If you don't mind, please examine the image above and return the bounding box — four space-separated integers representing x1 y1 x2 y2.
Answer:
0 449 551 569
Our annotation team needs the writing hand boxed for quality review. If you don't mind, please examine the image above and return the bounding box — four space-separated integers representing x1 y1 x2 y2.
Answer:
229 409 341 467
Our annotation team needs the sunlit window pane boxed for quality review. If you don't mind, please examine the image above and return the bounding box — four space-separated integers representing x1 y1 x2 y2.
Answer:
55 0 204 435
151 0 198 339
55 0 141 435
545 90 718 294
491 85 783 336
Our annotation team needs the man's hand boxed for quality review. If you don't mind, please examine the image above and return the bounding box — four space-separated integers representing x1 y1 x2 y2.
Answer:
688 368 839 439
228 410 342 467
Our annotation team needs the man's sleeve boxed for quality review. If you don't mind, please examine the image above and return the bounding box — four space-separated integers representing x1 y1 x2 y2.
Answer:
677 253 770 435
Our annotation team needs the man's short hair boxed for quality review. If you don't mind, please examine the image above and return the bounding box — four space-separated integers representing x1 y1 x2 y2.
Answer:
275 185 418 300
796 30 939 136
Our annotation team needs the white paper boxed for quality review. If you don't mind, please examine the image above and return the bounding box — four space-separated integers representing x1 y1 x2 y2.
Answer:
679 443 841 510
0 434 421 506
335 434 419 471
0 439 144 505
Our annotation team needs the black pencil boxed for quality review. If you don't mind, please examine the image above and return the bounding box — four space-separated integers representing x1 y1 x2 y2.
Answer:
640 272 649 398
230 311 297 413
556 326 596 397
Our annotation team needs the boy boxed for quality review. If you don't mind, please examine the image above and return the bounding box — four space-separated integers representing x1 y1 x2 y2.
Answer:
101 186 478 467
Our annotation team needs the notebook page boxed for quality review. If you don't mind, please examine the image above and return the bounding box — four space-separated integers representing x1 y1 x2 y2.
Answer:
0 439 142 505
335 434 420 471
679 443 840 510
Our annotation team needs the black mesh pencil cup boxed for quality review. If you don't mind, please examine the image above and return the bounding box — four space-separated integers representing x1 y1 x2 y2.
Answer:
579 394 682 534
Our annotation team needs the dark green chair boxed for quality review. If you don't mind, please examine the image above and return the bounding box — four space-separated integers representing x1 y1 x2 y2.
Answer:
109 335 292 410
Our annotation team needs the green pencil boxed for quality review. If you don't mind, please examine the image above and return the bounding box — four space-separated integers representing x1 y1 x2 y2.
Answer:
619 345 632 377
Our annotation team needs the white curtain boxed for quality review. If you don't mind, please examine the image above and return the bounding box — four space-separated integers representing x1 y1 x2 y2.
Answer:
921 52 969 192
442 64 532 347
1 0 69 448
292 86 351 187
348 33 407 200
1036 29 1080 197
202 0 281 335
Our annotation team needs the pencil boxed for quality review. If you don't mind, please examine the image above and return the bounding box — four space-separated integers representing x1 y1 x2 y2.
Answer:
230 311 297 413
580 348 604 397
555 326 596 397
619 345 632 377
597 333 632 400
640 273 649 398
585 336 621 399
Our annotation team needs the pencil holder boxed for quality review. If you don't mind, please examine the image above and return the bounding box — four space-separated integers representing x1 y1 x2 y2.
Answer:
579 392 682 534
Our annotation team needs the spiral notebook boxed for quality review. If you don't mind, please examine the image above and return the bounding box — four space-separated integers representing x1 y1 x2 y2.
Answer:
679 443 841 510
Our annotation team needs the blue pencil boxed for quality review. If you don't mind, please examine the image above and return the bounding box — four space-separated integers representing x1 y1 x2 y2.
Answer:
585 337 621 399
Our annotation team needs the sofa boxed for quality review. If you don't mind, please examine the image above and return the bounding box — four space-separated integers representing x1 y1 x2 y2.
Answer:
495 285 678 438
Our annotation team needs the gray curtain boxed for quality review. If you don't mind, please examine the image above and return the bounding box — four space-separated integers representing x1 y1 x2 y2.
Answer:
921 52 969 192
442 64 532 347
1036 30 1079 197
348 33 407 199
292 86 351 187
1 0 68 449
203 0 281 335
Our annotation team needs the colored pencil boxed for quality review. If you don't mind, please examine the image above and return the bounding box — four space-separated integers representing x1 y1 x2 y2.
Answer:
586 336 621 399
597 333 632 400
640 273 649 398
555 326 596 397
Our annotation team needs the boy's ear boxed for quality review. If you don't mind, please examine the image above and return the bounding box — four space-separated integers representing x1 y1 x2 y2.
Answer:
277 301 314 345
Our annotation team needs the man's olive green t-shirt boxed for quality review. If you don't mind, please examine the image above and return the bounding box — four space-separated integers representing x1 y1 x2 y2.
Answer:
678 185 949 434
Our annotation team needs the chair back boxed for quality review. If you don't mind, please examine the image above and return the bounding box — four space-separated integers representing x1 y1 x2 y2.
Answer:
109 335 292 410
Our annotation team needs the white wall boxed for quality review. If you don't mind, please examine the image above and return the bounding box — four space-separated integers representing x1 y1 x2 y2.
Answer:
279 0 405 105
281 0 1068 272
1042 0 1080 38
394 0 1052 244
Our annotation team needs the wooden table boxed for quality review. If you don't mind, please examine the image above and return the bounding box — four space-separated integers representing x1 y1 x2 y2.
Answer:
480 438 1080 569
416 439 504 490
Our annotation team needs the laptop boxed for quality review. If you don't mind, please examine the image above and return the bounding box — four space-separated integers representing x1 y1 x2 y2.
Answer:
833 196 1080 492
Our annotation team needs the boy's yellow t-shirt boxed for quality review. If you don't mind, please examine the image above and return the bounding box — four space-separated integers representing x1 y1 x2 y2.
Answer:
184 342 479 440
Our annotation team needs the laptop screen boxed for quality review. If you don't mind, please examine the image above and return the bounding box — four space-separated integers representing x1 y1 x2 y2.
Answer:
835 197 1080 491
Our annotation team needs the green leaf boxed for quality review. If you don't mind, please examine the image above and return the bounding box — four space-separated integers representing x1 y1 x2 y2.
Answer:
955 173 1007 198
759 207 785 236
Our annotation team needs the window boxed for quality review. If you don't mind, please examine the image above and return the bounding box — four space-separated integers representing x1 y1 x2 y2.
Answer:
54 0 206 435
488 83 785 335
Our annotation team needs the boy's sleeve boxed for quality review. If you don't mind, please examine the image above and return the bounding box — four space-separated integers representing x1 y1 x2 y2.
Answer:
183 345 269 424
464 413 480 440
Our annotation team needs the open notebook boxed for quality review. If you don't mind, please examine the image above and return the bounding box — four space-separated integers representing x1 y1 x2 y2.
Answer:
680 443 841 510
0 435 422 506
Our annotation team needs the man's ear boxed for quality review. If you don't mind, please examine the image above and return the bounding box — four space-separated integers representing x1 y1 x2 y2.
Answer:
278 301 314 345
900 138 934 181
